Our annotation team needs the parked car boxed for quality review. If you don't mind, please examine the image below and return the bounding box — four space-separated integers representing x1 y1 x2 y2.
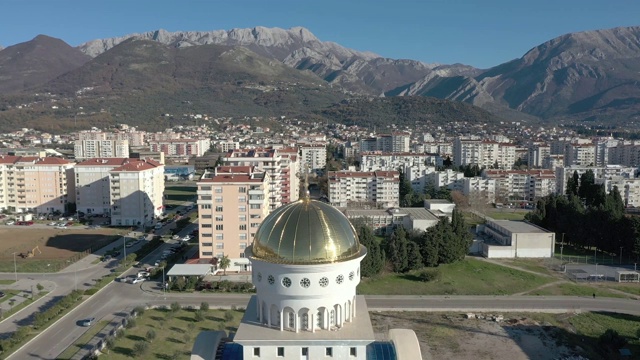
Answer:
137 271 150 278
79 317 95 327
0 291 5 298
132 277 147 284
172 235 180 240
5 221 15 225
55 225 68 230
181 235 191 242
47 222 57 226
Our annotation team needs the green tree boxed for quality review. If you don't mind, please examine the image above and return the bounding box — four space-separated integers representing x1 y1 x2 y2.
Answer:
566 170 579 196
145 329 156 342
194 310 205 322
133 341 149 356
387 227 409 273
170 301 181 313
200 302 209 312
219 255 231 275
406 241 423 270
355 222 384 277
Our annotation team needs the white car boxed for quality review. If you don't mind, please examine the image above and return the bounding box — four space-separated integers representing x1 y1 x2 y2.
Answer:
55 225 68 230
181 235 191 242
172 235 180 240
47 222 57 226
132 277 147 284
5 221 15 226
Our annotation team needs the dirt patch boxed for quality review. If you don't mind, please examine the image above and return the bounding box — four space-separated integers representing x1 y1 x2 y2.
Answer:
0 227 121 271
370 312 584 360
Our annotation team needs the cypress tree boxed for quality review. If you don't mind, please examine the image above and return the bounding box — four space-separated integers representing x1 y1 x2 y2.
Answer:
357 223 384 277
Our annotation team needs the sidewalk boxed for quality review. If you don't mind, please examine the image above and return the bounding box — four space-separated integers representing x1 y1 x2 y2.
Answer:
0 279 55 318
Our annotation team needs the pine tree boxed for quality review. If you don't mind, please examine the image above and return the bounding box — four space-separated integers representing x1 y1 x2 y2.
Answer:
388 227 409 273
406 241 423 270
420 229 440 267
357 223 384 277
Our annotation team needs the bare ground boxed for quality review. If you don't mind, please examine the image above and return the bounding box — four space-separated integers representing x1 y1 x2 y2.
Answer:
370 312 584 360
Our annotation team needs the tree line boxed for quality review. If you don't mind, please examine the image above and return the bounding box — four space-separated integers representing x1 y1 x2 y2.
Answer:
355 209 472 277
526 169 640 261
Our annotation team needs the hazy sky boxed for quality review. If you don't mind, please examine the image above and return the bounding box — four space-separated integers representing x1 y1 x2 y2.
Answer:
1 0 637 68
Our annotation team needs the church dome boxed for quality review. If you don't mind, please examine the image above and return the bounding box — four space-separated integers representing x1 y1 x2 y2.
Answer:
252 199 361 264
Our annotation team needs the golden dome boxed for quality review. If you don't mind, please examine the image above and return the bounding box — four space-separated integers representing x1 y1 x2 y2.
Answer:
251 199 361 264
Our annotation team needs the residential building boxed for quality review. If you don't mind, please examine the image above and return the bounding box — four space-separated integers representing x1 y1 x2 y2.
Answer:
299 145 327 172
109 159 165 227
74 139 129 160
461 177 496 203
0 156 74 213
328 170 400 208
528 144 550 168
74 158 130 216
149 138 211 158
596 177 640 208
222 148 300 211
197 166 270 268
555 165 636 195
483 169 556 201
359 152 431 172
564 143 596 166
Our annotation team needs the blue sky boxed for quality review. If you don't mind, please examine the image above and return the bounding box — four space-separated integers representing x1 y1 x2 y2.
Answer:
1 0 637 68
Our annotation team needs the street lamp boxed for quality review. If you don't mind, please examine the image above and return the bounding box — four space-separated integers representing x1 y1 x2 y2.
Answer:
620 247 623 265
11 252 17 281
560 233 565 262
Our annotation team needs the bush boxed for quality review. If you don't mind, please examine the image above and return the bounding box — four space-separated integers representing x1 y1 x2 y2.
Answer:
170 301 181 313
416 268 441 282
194 310 205 322
145 329 156 342
84 288 98 296
36 283 44 291
133 341 148 356
200 302 209 311
126 318 137 329
134 305 146 316
224 310 234 322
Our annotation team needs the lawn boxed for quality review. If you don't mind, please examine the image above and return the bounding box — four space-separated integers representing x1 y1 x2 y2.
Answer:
499 258 555 276
526 283 626 298
357 258 553 295
607 284 640 296
164 185 197 207
100 307 243 360
0 280 16 285
569 312 640 358
488 211 527 220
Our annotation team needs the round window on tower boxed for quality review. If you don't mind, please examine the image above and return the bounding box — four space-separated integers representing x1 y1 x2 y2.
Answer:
268 275 275 285
336 274 344 284
282 277 292 288
319 277 329 287
300 278 311 288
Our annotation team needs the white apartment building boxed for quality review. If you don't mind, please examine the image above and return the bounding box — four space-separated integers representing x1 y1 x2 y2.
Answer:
328 170 400 208
528 145 551 168
461 177 496 203
359 152 430 172
403 163 437 193
597 177 640 207
483 169 556 201
299 145 327 172
427 169 465 190
358 133 410 153
608 141 640 167
453 138 513 169
149 138 211 158
222 148 300 211
197 166 270 269
498 143 516 169
556 165 637 195
74 139 130 160
564 143 596 166
0 156 74 213
74 158 130 216
109 159 165 227
213 140 240 153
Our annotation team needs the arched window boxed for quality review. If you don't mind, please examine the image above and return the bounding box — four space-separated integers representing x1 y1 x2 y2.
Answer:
316 309 324 329
302 313 309 330
288 312 295 328
330 309 335 326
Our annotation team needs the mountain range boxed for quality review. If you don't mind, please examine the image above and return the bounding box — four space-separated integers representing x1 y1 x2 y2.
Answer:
1 25 640 130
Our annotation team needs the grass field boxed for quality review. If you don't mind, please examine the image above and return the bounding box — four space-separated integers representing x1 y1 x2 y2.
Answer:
0 227 121 272
357 258 553 295
526 282 626 298
164 185 197 206
488 211 527 220
100 307 243 360
568 312 640 358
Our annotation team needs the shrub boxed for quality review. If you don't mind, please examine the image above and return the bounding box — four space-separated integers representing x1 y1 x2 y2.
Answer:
417 268 441 282
194 310 205 322
224 311 234 322
200 302 209 311
133 341 148 356
84 288 98 296
36 283 44 291
145 329 156 342
126 318 137 329
134 305 146 316
170 301 181 313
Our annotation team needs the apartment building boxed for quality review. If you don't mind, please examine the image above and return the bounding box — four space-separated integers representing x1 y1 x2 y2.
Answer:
149 138 211 158
74 158 130 216
461 177 496 203
403 163 437 193
359 152 430 172
453 138 514 168
358 133 410 153
564 143 596 166
328 170 400 208
196 166 270 269
222 148 300 211
109 159 165 227
482 169 556 201
74 139 129 160
597 177 640 208
78 130 147 147
556 165 636 195
608 141 640 167
427 169 465 190
0 156 74 213
528 145 550 168
299 145 327 172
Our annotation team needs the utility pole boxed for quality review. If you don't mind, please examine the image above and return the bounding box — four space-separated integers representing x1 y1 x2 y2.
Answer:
560 233 565 262
12 252 17 281
620 247 623 265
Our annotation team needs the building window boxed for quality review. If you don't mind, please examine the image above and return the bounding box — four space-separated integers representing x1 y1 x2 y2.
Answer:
319 277 329 287
239 186 246 193
201 214 212 219
326 347 333 357
215 206 223 212
300 278 310 288
216 243 224 249
202 233 212 238
202 224 212 228
277 347 284 357
201 204 211 209
350 347 357 356
268 275 275 285
215 187 223 193
215 215 223 221
282 277 291 288
200 186 211 191
202 251 213 256
250 204 261 209
239 214 246 221
239 243 247 249
215 234 224 240
238 196 246 202
215 196 223 203
202 243 213 247
239 224 247 230
253 347 260 357
239 205 246 212
302 347 308 356
215 224 223 230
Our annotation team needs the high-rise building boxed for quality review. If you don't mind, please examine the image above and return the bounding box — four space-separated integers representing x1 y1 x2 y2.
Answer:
196 166 270 268
149 138 211 158
328 170 400 208
0 156 74 213
74 158 130 216
74 139 129 160
299 145 327 172
109 159 164 227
